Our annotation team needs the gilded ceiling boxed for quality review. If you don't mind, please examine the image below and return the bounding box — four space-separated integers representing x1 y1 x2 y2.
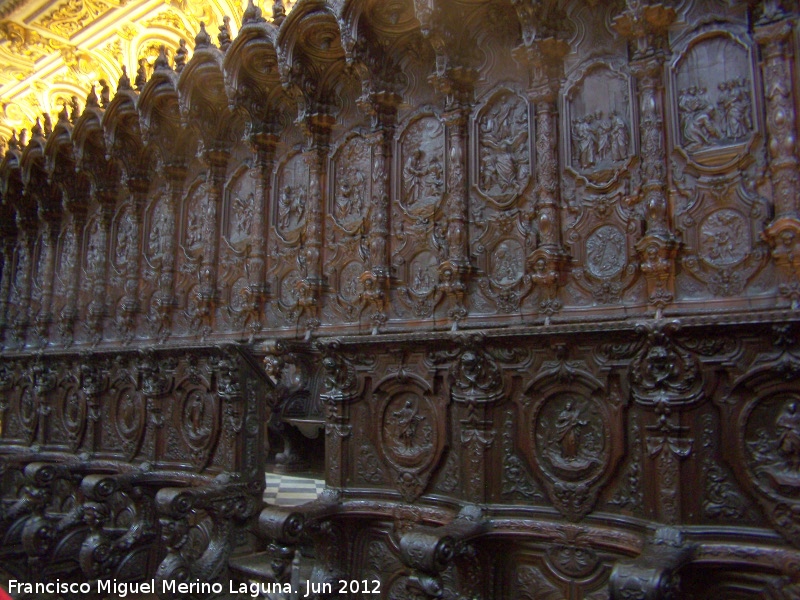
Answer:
0 0 294 144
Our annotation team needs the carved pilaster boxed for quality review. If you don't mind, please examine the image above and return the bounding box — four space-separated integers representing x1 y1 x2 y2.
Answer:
320 348 359 489
756 13 800 306
10 224 35 347
59 206 86 346
0 234 16 339
245 133 277 338
196 150 229 338
85 194 115 345
362 93 399 334
439 69 476 329
118 175 148 342
33 218 59 345
154 163 185 341
615 2 678 314
522 38 570 321
298 114 333 335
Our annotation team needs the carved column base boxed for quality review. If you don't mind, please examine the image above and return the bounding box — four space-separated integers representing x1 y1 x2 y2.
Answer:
636 233 678 315
763 216 800 308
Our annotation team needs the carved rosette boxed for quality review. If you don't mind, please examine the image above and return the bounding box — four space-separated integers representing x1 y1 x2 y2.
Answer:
373 374 445 501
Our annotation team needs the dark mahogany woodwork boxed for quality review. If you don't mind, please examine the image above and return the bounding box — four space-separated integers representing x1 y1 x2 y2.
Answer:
2 0 800 598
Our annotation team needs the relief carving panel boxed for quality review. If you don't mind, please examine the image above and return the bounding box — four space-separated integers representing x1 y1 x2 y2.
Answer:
671 31 757 168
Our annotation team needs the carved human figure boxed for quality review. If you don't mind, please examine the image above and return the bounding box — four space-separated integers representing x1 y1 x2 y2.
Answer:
555 401 587 460
337 168 365 220
572 115 596 168
392 398 423 448
718 78 752 140
493 243 521 285
679 86 721 147
116 211 134 267
278 185 305 230
777 401 800 471
232 193 254 240
479 98 528 194
148 205 168 257
402 150 442 208
609 111 629 161
187 393 208 437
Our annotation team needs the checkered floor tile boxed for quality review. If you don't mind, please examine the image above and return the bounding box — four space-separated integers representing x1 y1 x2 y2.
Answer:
264 473 326 506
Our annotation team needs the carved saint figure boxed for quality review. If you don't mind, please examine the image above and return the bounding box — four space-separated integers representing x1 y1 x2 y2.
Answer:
232 193 254 240
555 401 587 460
148 205 169 257
718 78 752 140
278 185 306 230
679 86 721 148
493 242 522 285
479 96 529 195
116 211 134 267
609 111 629 161
336 167 366 221
572 110 628 169
402 149 443 208
186 393 209 437
392 398 424 449
777 401 800 471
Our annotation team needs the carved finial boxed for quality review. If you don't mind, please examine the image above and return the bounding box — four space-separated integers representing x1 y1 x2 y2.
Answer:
195 22 211 48
86 84 100 108
243 0 265 24
69 95 80 123
43 113 52 136
135 58 147 91
8 130 18 151
118 64 132 91
19 129 27 148
218 16 232 51
272 0 286 25
175 39 188 72
31 117 43 138
153 45 171 71
99 79 110 108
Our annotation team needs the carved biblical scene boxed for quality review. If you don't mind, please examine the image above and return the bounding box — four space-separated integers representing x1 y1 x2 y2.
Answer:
673 34 755 162
146 197 169 262
585 225 627 279
276 154 309 238
699 209 750 268
399 116 445 217
408 251 438 295
476 91 530 205
228 192 254 244
339 260 365 304
745 394 800 496
184 183 209 250
115 206 134 270
490 239 524 286
566 65 632 184
332 136 370 231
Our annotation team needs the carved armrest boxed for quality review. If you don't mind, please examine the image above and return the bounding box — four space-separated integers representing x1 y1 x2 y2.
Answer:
610 528 696 600
397 505 489 599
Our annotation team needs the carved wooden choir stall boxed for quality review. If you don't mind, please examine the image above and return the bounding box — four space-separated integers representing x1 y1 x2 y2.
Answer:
1 0 800 597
